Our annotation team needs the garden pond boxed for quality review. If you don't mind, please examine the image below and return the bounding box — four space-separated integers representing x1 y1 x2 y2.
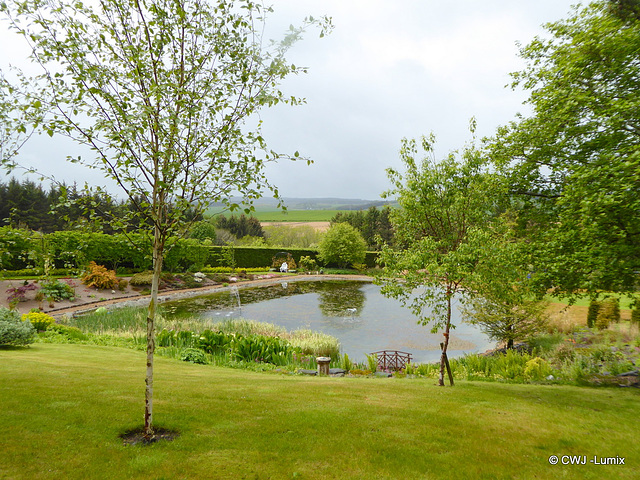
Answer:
162 279 496 363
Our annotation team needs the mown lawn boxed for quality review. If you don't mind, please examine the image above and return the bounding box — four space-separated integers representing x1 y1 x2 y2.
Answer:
1 344 639 479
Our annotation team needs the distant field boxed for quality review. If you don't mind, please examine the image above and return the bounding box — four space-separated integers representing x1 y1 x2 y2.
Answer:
208 207 342 222
251 209 341 222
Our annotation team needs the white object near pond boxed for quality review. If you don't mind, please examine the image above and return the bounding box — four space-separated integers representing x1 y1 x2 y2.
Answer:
280 262 288 273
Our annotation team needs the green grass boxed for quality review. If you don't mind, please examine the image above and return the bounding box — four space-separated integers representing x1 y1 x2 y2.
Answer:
250 209 339 222
212 208 341 222
65 310 341 358
547 293 636 310
2 344 640 479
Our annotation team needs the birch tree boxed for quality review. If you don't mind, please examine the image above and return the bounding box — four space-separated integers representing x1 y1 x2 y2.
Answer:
2 0 329 438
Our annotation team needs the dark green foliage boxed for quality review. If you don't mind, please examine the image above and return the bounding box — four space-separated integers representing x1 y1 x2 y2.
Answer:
0 307 35 346
0 226 381 272
607 0 640 21
330 205 394 250
189 220 217 242
595 298 620 330
464 297 548 349
0 178 63 232
610 298 621 323
129 271 155 286
216 214 264 239
163 239 210 272
631 307 640 325
587 300 600 329
298 255 317 272
230 335 298 365
180 348 208 364
46 323 88 341
0 178 143 234
40 279 75 302
318 223 367 268
160 327 297 366
489 2 640 295
196 330 234 354
271 253 296 270
0 226 40 270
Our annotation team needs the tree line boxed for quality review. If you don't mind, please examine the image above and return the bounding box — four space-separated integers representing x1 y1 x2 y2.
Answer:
379 0 640 384
0 178 202 234
330 206 394 250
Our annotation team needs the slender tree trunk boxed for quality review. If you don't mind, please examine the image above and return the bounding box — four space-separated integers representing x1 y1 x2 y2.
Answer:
507 322 514 349
439 290 453 386
144 225 164 438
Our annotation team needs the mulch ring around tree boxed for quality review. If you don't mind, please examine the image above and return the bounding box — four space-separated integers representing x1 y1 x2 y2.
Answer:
120 427 180 446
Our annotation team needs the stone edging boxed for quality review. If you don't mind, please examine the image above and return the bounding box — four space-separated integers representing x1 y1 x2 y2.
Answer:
50 274 374 318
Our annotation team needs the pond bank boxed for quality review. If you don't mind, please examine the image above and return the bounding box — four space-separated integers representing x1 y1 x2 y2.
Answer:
0 274 374 318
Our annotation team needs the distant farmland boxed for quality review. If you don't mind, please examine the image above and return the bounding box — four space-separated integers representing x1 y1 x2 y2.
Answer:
250 209 340 222
208 207 341 223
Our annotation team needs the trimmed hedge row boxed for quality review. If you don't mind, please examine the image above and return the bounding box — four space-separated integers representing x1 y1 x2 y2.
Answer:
0 227 379 272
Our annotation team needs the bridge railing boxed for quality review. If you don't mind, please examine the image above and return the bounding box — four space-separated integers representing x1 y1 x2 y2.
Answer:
369 350 413 372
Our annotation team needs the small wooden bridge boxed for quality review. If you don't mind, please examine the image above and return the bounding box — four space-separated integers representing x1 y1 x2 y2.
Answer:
369 350 413 372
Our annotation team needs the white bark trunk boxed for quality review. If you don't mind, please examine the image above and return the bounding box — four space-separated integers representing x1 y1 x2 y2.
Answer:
144 227 164 437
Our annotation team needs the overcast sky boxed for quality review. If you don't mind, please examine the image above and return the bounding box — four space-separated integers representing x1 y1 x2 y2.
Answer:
1 0 580 201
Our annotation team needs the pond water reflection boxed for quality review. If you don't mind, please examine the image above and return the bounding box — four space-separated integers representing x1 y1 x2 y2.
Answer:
162 279 496 363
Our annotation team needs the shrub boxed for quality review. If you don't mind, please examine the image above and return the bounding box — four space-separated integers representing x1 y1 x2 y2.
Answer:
180 348 208 364
200 266 268 274
317 223 367 268
632 308 640 326
0 307 35 346
298 256 318 272
586 299 600 329
271 253 297 270
524 357 552 381
6 282 39 308
130 271 154 286
117 279 128 291
40 279 75 302
596 298 620 329
493 350 528 381
22 311 55 331
46 323 88 341
189 221 217 242
1 268 45 277
81 261 118 290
